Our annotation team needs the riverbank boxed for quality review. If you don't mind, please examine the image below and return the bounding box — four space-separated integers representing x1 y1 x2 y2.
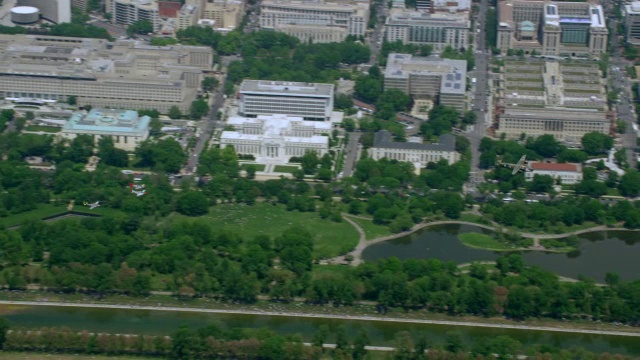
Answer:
0 292 638 336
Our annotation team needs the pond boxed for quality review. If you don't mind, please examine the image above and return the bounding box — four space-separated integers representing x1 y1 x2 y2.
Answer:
3 305 640 355
361 224 640 282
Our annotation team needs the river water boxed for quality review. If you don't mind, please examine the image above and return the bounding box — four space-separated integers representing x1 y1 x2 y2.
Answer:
362 224 640 282
3 305 640 355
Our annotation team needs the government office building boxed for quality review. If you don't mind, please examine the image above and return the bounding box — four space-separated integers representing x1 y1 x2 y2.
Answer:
496 0 607 57
220 114 331 163
370 130 459 171
0 34 213 113
259 0 369 43
238 80 336 122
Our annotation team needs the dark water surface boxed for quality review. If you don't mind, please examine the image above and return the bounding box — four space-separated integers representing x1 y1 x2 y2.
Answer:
362 224 640 282
4 305 640 355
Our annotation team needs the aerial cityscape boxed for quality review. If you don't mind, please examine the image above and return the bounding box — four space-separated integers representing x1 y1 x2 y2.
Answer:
0 0 639 359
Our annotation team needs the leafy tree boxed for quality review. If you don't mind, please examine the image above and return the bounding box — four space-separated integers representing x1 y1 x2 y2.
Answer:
201 77 219 92
135 138 187 173
97 137 129 167
67 95 77 105
527 134 563 158
619 169 640 197
526 174 554 193
168 106 182 119
127 20 153 37
354 76 382 103
190 99 209 119
581 132 613 155
335 93 354 110
342 118 356 132
0 317 9 350
176 191 209 216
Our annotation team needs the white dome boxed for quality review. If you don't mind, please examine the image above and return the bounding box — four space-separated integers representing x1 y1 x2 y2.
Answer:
11 6 39 14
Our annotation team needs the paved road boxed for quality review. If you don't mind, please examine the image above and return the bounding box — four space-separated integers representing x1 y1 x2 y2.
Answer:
341 132 362 177
1 300 637 337
367 0 387 65
465 0 491 192
185 90 224 174
604 2 637 168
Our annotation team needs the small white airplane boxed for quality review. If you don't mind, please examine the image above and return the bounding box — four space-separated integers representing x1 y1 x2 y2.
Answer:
83 201 101 210
132 190 146 197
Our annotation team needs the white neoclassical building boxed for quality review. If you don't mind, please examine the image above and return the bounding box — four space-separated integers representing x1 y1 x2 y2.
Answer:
525 162 583 184
220 114 331 163
60 109 150 151
370 130 459 171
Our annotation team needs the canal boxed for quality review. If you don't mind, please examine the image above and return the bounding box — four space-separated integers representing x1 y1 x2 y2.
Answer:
2 305 639 355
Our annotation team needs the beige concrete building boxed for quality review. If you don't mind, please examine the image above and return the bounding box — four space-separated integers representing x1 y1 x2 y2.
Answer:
496 0 607 57
71 0 88 11
61 109 150 151
497 60 609 144
384 53 467 112
385 10 470 51
239 80 336 121
259 0 369 43
370 131 459 170
0 34 213 113
202 0 245 30
626 2 640 46
17 0 71 24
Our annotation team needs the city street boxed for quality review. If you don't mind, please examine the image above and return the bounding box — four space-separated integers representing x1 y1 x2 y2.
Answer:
465 0 491 191
341 132 362 177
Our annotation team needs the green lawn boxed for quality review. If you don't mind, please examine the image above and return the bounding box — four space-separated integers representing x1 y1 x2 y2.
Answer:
345 215 392 240
240 163 266 171
273 165 299 173
0 203 124 228
458 232 524 251
172 203 359 259
459 213 489 225
24 125 61 133
312 264 352 279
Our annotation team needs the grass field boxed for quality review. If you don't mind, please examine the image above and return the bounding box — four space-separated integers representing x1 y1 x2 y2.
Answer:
458 232 521 251
173 203 359 259
24 125 61 133
345 215 392 240
240 163 266 171
273 165 299 173
0 203 124 228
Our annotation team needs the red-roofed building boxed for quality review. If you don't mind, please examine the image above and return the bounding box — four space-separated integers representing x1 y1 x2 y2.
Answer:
525 162 583 184
159 1 182 18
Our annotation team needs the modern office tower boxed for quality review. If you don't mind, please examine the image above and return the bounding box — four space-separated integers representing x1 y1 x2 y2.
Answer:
17 0 71 24
220 114 331 162
496 0 607 57
496 60 609 144
61 109 151 151
384 53 468 112
370 131 459 169
71 0 88 11
626 2 640 45
259 0 369 43
238 80 336 121
384 10 470 51
108 0 161 31
0 34 213 113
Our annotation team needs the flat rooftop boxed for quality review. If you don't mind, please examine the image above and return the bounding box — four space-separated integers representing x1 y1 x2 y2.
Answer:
373 130 456 151
0 34 211 83
240 80 334 98
63 109 150 134
385 53 467 95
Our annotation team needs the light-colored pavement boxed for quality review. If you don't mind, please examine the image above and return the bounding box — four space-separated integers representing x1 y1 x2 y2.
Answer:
1 300 637 337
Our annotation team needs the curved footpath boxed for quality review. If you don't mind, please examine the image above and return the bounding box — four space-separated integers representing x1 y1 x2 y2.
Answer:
332 216 640 266
1 300 638 338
